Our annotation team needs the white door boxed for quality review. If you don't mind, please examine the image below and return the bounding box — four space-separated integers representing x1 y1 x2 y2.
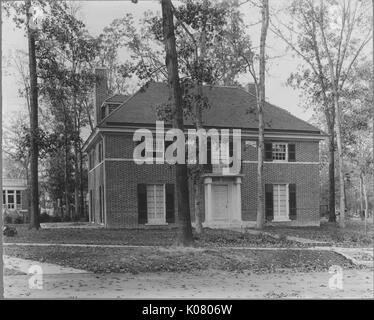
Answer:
147 185 166 224
273 184 289 221
212 185 229 221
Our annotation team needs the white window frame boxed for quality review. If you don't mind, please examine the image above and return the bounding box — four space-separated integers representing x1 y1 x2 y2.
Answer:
272 184 290 222
146 184 166 225
272 143 288 162
3 190 22 210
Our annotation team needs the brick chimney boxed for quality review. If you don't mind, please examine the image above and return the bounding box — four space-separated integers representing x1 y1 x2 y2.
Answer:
94 67 108 126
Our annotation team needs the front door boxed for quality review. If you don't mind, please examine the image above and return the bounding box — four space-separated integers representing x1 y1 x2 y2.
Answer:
212 184 229 221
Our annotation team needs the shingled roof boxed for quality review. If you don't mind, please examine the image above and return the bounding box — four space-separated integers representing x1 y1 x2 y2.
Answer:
100 82 321 134
104 94 129 104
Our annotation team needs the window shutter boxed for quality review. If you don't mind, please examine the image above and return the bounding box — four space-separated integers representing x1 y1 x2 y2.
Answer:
207 139 212 164
288 144 296 162
265 143 273 161
165 184 175 223
289 183 297 220
265 184 274 221
137 184 147 224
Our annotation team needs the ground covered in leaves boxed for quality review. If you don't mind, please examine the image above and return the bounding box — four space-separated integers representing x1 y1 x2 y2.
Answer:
4 245 355 274
4 225 300 247
265 219 374 247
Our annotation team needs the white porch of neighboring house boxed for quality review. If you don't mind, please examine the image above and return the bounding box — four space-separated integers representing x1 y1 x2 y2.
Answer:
202 173 246 228
2 179 27 211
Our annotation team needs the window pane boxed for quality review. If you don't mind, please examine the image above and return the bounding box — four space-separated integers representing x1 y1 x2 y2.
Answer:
272 143 287 161
8 194 14 204
16 191 21 205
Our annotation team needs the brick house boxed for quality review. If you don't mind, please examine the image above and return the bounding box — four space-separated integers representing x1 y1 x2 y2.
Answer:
83 68 325 228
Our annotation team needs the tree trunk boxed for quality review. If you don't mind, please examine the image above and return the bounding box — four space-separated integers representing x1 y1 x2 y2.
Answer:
193 180 203 234
64 127 70 220
359 172 365 220
256 0 269 229
327 125 336 222
26 0 40 230
334 94 345 228
372 0 374 224
74 146 79 220
161 0 193 246
79 148 85 219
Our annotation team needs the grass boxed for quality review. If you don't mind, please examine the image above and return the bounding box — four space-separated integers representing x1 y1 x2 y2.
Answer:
3 225 300 247
4 245 355 274
265 219 374 247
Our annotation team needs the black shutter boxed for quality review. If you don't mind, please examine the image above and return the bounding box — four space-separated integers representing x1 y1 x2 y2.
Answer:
207 139 212 164
137 184 147 224
288 144 296 162
265 143 273 161
289 183 297 220
165 184 175 223
265 184 274 221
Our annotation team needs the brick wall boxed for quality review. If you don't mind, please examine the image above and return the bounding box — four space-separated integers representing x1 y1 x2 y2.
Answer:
88 162 104 224
241 162 320 225
105 161 177 227
87 131 321 227
242 139 319 162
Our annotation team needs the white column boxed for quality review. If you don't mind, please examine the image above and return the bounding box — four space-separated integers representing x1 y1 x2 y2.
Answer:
204 177 213 224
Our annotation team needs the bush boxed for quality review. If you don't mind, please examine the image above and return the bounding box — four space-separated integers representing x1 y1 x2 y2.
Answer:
51 215 62 223
63 215 71 222
39 212 51 223
3 225 17 237
4 214 12 224
13 216 24 224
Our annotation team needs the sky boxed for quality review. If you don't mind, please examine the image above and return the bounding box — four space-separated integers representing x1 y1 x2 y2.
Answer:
2 0 316 128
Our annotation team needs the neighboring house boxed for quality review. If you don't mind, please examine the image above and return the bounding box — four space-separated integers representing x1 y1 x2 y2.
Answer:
83 68 325 228
2 178 28 212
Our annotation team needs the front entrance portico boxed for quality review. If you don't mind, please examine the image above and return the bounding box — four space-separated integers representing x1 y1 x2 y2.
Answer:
203 174 243 228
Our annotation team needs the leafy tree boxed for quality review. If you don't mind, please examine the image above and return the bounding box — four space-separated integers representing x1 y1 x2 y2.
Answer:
272 0 372 226
161 0 193 246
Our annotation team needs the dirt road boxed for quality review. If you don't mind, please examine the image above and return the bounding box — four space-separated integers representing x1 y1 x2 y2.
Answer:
4 268 373 299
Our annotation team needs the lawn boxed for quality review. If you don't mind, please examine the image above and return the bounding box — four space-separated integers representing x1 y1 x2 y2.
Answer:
4 245 355 274
3 224 301 248
265 219 374 247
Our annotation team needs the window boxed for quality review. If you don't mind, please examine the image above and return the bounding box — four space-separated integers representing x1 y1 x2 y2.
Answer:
273 184 289 221
89 151 94 170
98 141 103 163
272 143 287 161
16 191 21 206
101 106 106 120
3 190 5 206
146 184 165 224
7 191 15 209
89 190 93 222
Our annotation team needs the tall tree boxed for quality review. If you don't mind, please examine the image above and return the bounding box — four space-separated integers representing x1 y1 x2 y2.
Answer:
161 0 193 246
272 0 372 226
233 0 269 229
26 0 40 229
255 0 269 229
